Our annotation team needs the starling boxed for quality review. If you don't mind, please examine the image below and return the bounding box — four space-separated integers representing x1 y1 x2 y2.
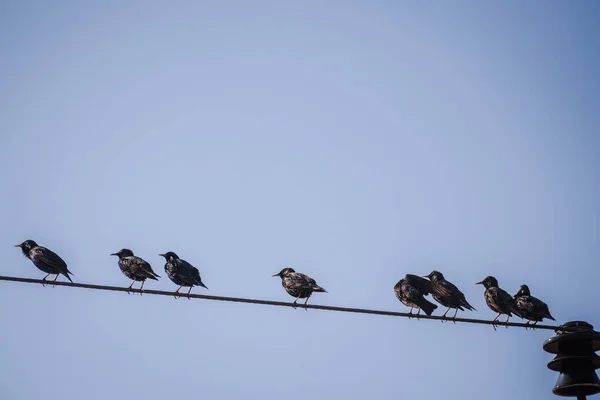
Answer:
110 248 160 291
476 276 522 325
513 284 556 325
15 239 73 283
272 268 327 307
394 274 451 316
159 252 208 296
424 270 476 320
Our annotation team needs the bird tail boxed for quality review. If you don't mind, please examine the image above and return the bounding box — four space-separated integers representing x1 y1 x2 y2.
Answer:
313 285 327 293
461 299 477 312
147 271 160 280
198 281 208 290
63 271 73 283
419 299 438 316
546 312 556 321
510 304 523 319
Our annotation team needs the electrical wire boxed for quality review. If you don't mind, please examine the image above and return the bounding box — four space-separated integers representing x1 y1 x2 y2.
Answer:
0 275 561 331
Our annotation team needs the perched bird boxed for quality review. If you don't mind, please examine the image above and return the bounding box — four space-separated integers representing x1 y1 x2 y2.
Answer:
272 268 327 307
160 252 208 296
514 284 556 325
394 274 451 316
15 239 73 283
476 276 522 325
110 248 160 291
424 270 476 320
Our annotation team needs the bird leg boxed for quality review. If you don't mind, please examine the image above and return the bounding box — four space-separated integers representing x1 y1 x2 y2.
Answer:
292 298 299 309
186 286 193 299
408 307 414 318
303 297 310 311
505 315 510 327
41 273 51 287
173 285 183 299
126 280 135 295
452 308 459 323
139 280 145 295
51 274 60 288
441 307 451 318
491 313 502 329
416 308 421 319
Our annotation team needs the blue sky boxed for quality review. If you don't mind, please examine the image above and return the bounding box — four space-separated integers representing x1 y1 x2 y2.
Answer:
1 1 599 399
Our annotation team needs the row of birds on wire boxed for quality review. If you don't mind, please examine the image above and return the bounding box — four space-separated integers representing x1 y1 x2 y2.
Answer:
14 239 556 326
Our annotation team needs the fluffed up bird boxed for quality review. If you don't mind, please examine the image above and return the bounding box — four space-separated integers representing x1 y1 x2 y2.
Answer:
476 276 521 325
514 284 556 325
424 270 476 320
272 268 327 307
160 252 208 297
394 274 451 316
15 240 73 283
110 248 160 291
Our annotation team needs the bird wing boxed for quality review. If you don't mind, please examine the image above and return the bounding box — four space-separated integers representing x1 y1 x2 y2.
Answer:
286 272 316 289
129 256 159 278
530 296 555 320
177 259 202 284
496 288 522 317
406 274 451 298
34 247 69 272
444 281 476 311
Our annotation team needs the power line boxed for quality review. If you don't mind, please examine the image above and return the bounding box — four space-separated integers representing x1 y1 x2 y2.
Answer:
0 275 560 331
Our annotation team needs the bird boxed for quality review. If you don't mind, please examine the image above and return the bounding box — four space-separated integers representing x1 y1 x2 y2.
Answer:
272 267 327 307
15 239 73 283
159 252 208 297
394 274 451 316
110 248 160 291
476 276 522 325
513 284 556 325
424 270 476 320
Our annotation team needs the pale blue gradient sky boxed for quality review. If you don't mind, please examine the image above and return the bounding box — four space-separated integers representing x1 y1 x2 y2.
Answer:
1 1 599 399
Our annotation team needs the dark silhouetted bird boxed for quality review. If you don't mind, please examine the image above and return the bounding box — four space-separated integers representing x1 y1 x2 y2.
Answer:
15 239 73 283
476 276 522 325
160 252 208 296
514 284 555 325
394 274 451 316
272 267 327 307
424 270 476 320
110 248 160 291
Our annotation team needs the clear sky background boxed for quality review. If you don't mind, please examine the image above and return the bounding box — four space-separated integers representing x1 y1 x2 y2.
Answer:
1 1 599 399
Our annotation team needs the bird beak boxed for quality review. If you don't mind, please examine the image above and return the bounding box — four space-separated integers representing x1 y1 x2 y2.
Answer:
272 273 279 277
158 254 165 257
110 253 118 256
422 275 429 278
475 281 483 285
14 244 21 247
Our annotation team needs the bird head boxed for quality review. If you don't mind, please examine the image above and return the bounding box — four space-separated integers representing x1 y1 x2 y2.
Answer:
110 248 134 258
515 284 531 297
424 270 444 282
15 239 38 254
159 252 179 261
272 267 295 278
475 276 498 289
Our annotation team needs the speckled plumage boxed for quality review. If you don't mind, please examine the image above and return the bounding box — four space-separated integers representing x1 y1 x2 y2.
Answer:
111 248 160 290
272 268 327 306
16 239 73 282
514 284 555 325
160 252 208 296
425 270 476 320
394 274 451 316
476 276 522 325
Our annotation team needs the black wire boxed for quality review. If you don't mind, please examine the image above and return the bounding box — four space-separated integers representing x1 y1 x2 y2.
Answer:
0 275 560 331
